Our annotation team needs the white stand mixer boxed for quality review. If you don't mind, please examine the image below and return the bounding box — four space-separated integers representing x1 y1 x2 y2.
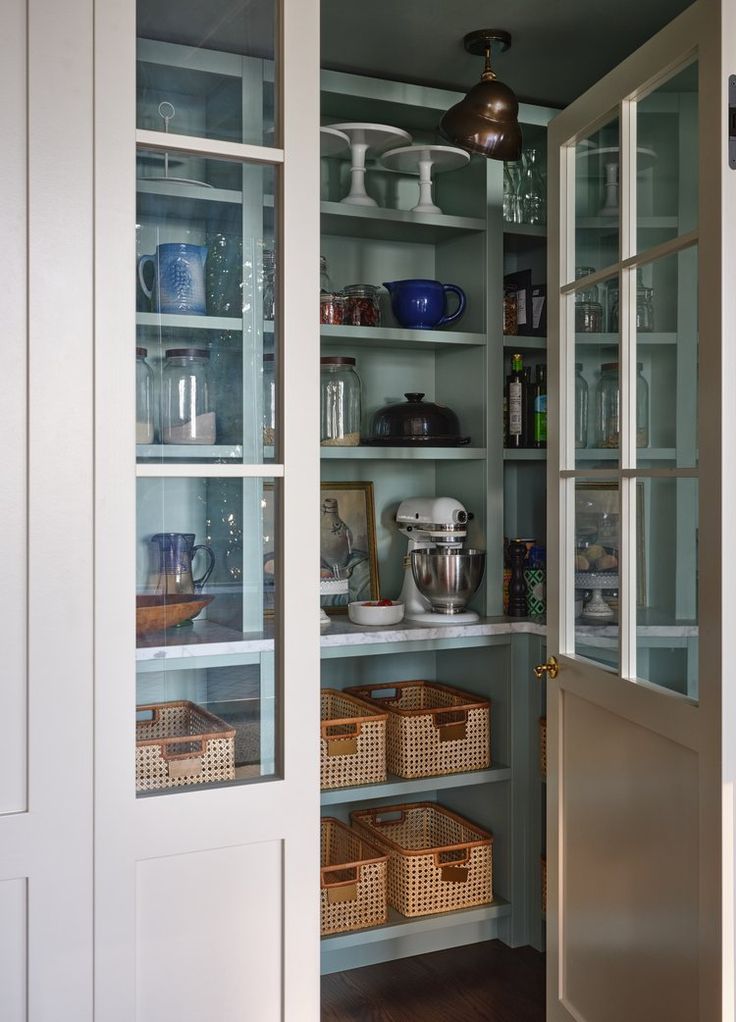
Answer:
396 497 481 625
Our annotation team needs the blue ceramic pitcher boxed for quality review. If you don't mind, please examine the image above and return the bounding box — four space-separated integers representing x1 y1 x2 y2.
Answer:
138 243 208 315
383 278 467 330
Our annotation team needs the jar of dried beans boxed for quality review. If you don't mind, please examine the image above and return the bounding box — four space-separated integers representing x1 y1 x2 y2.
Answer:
342 284 381 327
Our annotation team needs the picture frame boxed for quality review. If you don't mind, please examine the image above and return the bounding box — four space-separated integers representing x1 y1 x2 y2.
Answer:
575 480 646 606
320 482 380 614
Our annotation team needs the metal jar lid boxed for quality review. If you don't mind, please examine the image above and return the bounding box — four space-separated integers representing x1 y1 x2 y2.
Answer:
165 348 209 359
320 356 356 366
136 347 148 359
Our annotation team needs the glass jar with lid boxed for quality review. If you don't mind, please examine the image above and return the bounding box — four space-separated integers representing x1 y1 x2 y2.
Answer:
575 363 588 449
262 249 275 321
161 348 216 445
320 356 362 447
320 292 345 325
136 347 154 445
263 353 276 449
574 266 603 333
320 255 332 293
596 362 649 449
342 284 381 327
609 273 656 334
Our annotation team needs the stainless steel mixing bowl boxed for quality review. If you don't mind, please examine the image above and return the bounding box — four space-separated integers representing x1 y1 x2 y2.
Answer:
410 549 486 614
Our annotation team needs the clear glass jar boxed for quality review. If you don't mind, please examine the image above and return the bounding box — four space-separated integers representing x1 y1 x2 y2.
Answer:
161 348 216 445
320 292 345 325
575 363 588 449
136 347 154 444
263 353 276 448
320 356 362 446
609 283 656 333
521 148 545 225
575 267 603 333
320 255 332 293
596 362 649 449
262 249 275 321
342 284 381 327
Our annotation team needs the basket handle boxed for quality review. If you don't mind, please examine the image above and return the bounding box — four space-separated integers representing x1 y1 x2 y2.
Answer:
321 721 361 739
321 865 359 887
371 809 405 826
433 710 468 742
435 847 471 867
366 687 399 702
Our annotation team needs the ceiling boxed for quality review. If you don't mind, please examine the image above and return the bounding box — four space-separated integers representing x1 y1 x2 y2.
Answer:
320 0 693 108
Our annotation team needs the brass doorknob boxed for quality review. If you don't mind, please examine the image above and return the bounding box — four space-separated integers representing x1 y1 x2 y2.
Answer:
533 656 559 680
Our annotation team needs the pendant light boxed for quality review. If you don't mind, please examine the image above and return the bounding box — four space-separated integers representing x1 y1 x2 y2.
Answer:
439 29 522 161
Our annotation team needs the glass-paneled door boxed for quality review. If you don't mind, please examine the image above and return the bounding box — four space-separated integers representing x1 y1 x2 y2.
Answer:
94 0 320 1018
545 3 731 1019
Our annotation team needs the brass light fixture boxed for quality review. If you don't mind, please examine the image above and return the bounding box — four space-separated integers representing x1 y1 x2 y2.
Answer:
439 29 522 161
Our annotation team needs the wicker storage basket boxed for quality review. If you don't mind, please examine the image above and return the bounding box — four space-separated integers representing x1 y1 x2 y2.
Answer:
320 817 388 935
346 681 490 779
539 717 547 778
136 701 236 792
351 802 493 917
321 689 388 790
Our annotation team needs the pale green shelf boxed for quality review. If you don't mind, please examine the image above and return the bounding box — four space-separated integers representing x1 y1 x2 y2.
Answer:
320 900 511 952
503 448 678 461
503 223 547 239
321 200 486 242
136 312 251 332
503 335 547 350
321 447 487 461
322 324 486 350
320 766 511 807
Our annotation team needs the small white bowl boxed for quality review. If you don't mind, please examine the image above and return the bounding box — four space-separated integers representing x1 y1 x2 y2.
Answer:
347 600 405 626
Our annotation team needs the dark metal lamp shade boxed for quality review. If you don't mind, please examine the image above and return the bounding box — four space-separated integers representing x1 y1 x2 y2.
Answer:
439 29 523 161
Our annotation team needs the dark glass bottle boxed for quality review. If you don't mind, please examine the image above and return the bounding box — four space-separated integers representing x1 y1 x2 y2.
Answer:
522 365 533 448
532 364 547 448
508 539 528 617
506 353 524 449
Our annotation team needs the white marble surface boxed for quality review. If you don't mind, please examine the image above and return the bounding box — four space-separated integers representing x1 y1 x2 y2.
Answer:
320 615 546 646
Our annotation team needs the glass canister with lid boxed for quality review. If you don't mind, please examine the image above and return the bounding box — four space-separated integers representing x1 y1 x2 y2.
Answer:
609 269 655 333
574 266 603 333
320 356 362 447
161 348 216 445
136 347 154 444
342 284 382 327
596 361 649 449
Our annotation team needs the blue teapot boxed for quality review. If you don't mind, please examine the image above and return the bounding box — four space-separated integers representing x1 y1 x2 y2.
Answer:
383 278 467 330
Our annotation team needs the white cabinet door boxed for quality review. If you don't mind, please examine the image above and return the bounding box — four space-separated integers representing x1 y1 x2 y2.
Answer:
0 0 95 1018
546 2 735 1019
93 1 321 1019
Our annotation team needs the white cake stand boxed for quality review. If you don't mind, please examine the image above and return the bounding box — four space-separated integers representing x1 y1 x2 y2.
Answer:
576 145 657 216
380 144 470 214
327 122 413 207
575 571 618 621
320 126 350 157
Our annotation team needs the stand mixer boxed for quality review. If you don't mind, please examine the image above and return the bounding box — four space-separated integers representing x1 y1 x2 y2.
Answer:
396 497 485 624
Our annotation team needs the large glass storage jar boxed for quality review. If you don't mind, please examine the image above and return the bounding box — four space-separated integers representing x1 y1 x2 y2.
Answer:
575 363 588 449
342 284 381 327
609 274 656 333
136 347 154 444
161 348 216 445
320 356 362 447
575 266 603 333
263 353 276 448
596 361 649 449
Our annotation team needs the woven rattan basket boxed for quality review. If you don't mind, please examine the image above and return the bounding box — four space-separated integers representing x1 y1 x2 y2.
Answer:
539 717 547 778
321 817 388 935
351 802 493 918
346 681 490 779
136 701 236 792
321 689 388 790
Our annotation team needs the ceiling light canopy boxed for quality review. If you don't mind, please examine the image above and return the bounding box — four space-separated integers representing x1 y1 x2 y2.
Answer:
439 29 522 162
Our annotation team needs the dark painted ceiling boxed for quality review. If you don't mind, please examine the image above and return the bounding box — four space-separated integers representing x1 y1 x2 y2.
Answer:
320 0 693 108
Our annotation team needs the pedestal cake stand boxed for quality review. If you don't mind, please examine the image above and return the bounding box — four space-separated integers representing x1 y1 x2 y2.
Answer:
380 144 470 214
326 122 413 207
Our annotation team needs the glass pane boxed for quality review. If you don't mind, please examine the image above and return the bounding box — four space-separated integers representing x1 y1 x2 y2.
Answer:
574 116 620 281
573 274 619 468
137 0 276 146
136 154 277 464
637 62 698 253
575 479 619 671
636 478 698 698
636 248 698 469
136 476 278 794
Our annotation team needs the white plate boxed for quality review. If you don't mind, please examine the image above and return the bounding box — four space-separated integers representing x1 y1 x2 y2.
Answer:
327 122 413 155
320 126 350 157
380 144 470 175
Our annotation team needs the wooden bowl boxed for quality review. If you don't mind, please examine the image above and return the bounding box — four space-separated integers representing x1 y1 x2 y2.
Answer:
136 594 214 635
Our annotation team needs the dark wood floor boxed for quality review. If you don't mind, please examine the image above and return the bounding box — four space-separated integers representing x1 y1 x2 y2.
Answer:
321 940 545 1022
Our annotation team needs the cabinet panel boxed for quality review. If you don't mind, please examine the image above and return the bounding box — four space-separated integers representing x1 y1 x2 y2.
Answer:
136 842 282 1021
0 878 26 1021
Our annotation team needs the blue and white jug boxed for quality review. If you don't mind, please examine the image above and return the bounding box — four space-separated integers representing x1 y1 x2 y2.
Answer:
138 243 208 315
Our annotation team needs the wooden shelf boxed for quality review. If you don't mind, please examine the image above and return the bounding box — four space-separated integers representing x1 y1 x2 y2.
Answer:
503 335 547 350
504 448 679 461
136 444 274 460
321 201 485 242
321 324 486 350
503 449 547 461
321 446 486 460
136 312 258 333
576 215 679 230
503 223 547 239
574 331 677 346
320 900 511 952
137 178 275 219
320 766 511 806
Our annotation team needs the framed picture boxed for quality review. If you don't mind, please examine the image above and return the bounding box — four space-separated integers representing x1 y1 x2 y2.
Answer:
575 480 646 606
320 482 380 613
